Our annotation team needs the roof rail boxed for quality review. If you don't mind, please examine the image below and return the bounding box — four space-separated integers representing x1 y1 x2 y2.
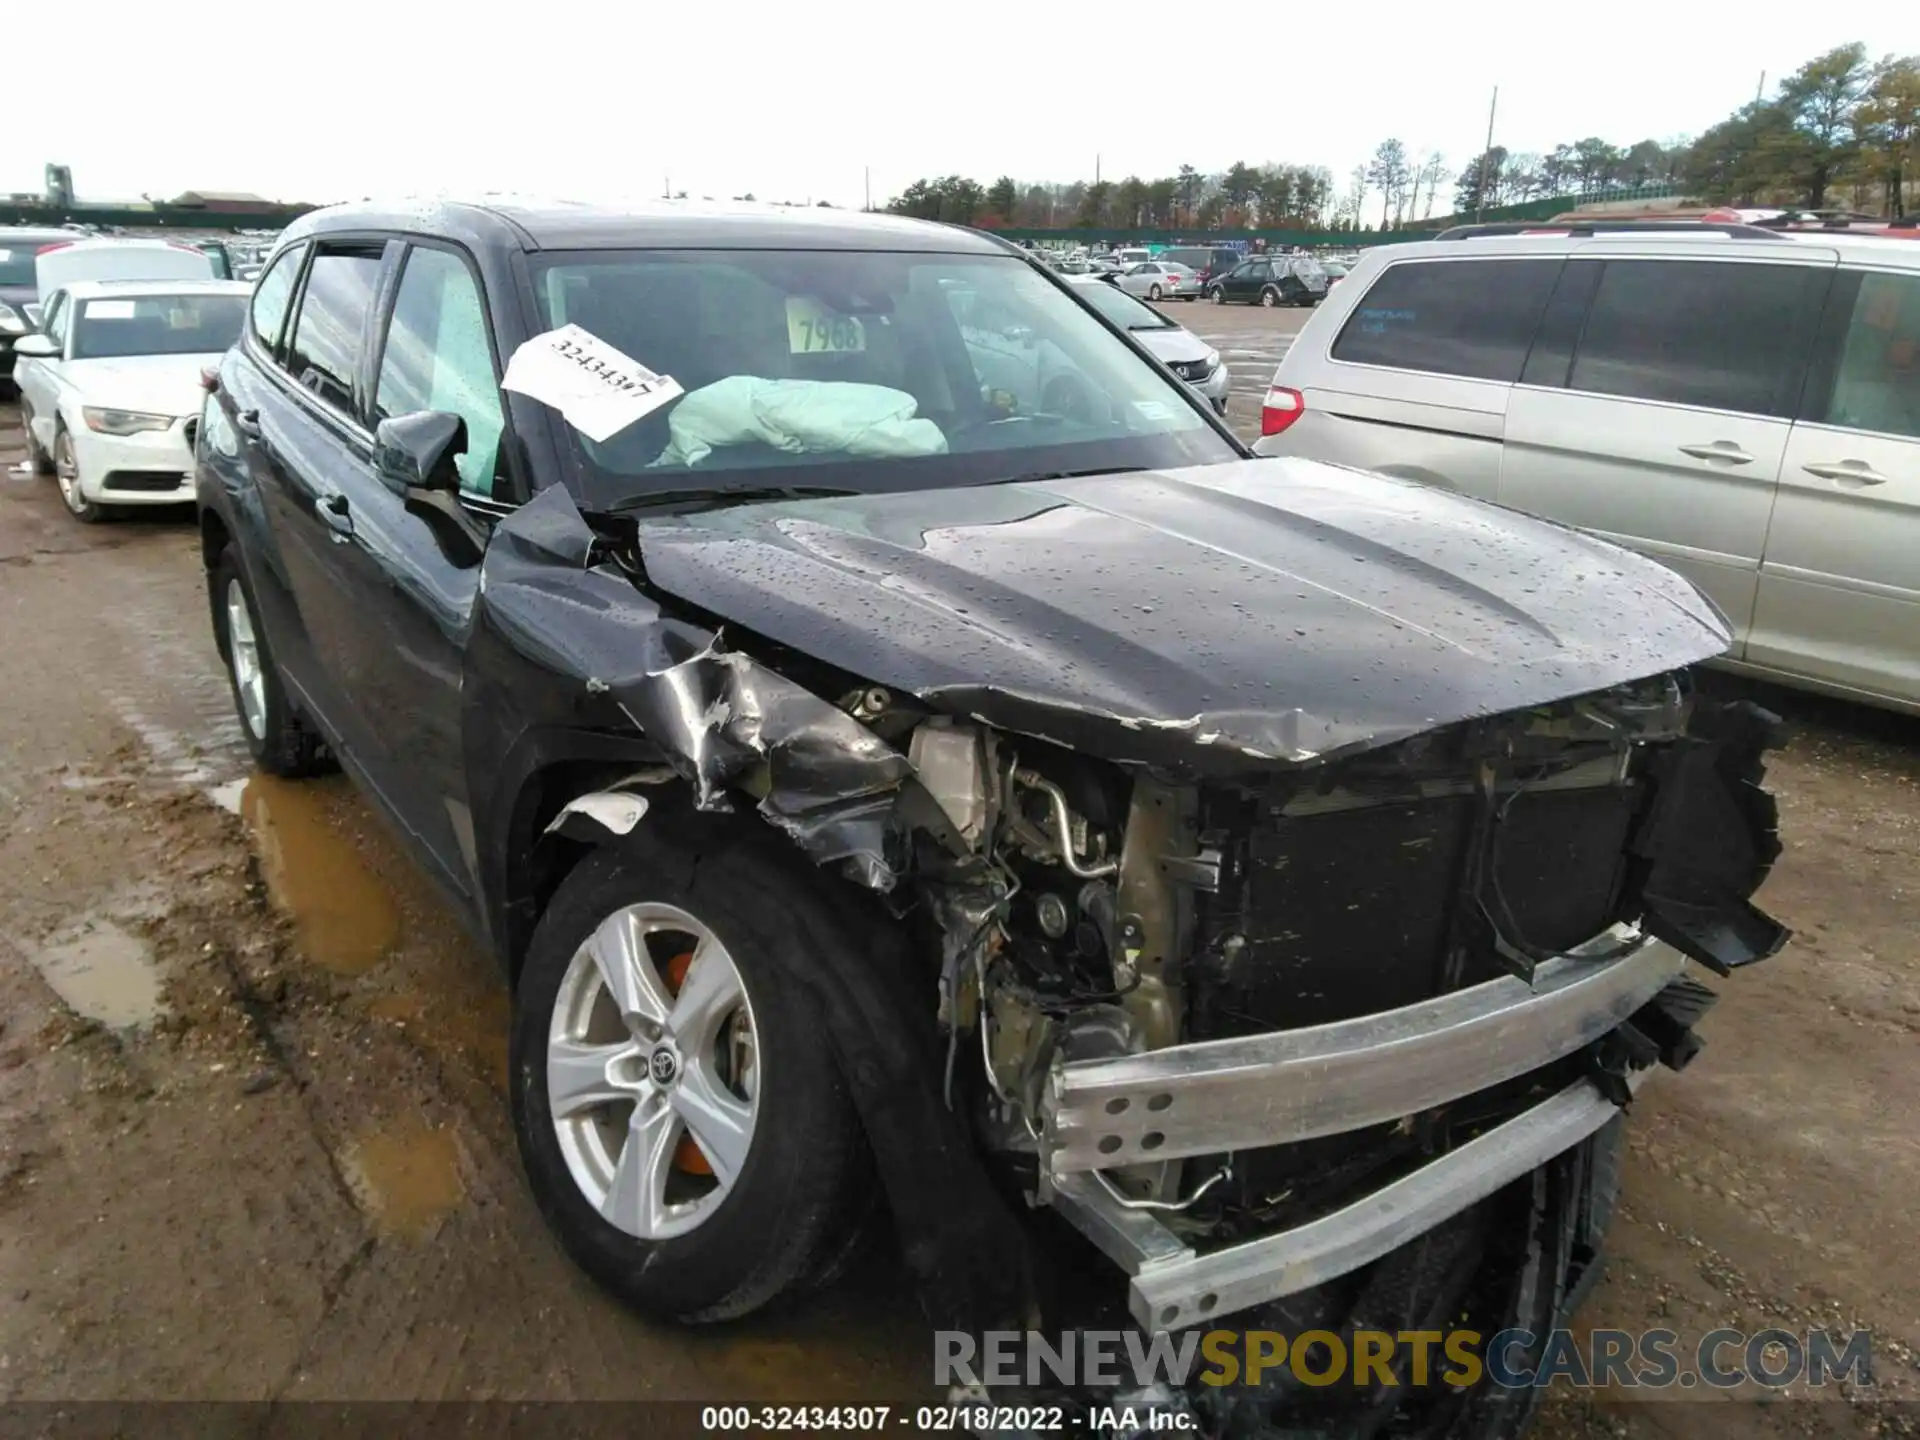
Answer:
1433 220 1783 241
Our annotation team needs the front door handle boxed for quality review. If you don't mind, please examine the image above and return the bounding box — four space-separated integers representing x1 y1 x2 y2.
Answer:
1679 441 1754 465
233 407 261 440
320 492 354 541
1802 460 1889 486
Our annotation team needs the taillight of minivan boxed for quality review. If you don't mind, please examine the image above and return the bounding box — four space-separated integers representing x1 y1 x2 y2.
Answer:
1261 385 1305 437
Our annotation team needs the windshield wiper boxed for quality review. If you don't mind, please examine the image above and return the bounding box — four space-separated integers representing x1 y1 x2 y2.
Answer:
990 464 1151 487
611 485 857 515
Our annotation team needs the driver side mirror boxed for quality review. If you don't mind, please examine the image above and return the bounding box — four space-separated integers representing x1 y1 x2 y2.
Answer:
13 333 58 359
373 410 488 568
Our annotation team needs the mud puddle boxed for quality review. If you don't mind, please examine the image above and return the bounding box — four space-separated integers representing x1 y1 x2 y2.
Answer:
236 775 401 976
339 1117 467 1239
31 919 165 1028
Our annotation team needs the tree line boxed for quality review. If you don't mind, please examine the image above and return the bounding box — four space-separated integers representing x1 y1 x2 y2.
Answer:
886 43 1915 232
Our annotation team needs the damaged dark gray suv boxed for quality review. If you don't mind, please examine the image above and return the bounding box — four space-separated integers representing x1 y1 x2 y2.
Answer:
196 198 1786 1434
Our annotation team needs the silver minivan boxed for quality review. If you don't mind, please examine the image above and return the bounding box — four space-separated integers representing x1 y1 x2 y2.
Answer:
1253 225 1920 714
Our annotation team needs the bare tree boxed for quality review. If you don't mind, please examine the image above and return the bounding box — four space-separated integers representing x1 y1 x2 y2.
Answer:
1366 139 1413 227
1415 151 1447 218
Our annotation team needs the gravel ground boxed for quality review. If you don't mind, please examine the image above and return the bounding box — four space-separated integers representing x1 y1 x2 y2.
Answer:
1 330 1914 1434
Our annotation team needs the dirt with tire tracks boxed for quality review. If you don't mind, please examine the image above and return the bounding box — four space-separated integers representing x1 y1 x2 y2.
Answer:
1 384 1915 1432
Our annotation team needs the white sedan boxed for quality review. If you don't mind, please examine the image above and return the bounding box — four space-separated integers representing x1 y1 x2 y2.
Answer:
13 279 251 522
1113 260 1199 301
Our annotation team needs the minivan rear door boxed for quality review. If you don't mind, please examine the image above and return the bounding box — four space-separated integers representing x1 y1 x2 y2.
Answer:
1753 265 1920 703
1500 248 1836 648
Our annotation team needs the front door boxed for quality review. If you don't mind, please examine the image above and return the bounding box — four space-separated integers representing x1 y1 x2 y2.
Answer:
1500 254 1834 647
297 241 516 898
1752 267 1920 704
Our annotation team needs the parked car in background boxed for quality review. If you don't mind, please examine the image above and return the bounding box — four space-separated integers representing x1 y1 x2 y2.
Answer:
192 203 1784 1438
1320 258 1351 285
1158 245 1244 293
1067 273 1229 412
1253 222 1920 713
13 279 251 521
1113 246 1153 267
0 226 80 392
1206 253 1330 307
34 237 220 307
1115 260 1197 300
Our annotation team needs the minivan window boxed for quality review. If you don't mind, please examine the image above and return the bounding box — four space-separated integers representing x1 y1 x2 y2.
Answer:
374 246 507 496
249 242 307 354
287 248 382 414
1567 259 1827 417
528 248 1234 503
1817 271 1920 440
1330 258 1561 382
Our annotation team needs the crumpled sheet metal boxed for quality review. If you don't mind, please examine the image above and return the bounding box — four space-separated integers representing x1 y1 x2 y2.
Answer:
614 640 916 889
482 486 921 890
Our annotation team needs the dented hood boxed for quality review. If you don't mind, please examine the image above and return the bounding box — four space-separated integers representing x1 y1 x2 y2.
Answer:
628 457 1732 766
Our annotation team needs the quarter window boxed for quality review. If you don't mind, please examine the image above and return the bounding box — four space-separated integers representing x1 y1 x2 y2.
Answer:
287 247 383 414
374 247 508 496
248 243 307 354
1331 259 1561 382
1815 271 1920 439
1567 259 1826 417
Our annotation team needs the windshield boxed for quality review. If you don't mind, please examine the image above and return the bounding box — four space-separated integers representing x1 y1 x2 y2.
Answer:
1071 279 1174 330
71 293 249 360
527 249 1235 505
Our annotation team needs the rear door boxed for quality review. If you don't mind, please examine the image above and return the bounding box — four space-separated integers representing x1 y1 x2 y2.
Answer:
1751 265 1920 703
1500 251 1835 645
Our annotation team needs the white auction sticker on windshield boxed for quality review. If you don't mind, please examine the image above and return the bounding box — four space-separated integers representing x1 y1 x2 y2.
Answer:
0 250 12 263
85 299 138 320
500 324 684 442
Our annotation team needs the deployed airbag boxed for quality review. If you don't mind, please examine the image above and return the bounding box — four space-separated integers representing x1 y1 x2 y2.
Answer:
656 376 948 467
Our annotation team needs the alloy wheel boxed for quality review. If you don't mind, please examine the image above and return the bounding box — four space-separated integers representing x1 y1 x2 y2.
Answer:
54 432 86 514
225 577 268 739
547 902 760 1242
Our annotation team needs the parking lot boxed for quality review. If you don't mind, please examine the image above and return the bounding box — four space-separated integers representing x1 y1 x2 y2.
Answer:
1 296 1916 1435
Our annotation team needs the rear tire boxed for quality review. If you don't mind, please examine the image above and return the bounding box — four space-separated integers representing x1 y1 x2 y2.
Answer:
510 833 869 1323
1148 284 1162 301
211 543 331 777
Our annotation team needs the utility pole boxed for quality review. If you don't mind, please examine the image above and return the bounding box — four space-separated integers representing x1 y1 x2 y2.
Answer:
1095 154 1101 186
864 167 871 211
1474 86 1499 224
1755 71 1766 104
663 174 670 200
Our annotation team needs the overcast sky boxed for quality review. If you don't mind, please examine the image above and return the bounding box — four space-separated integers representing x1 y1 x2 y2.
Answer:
8 2 1906 214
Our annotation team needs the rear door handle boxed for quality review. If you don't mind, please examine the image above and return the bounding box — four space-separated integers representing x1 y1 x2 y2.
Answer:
320 492 355 541
233 407 261 439
1802 460 1889 486
1679 442 1754 464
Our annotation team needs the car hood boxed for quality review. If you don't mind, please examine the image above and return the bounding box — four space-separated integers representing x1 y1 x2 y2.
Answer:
628 457 1731 768
66 353 220 419
1131 326 1212 366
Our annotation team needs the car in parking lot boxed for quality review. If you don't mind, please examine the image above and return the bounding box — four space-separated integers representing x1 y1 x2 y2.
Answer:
14 278 251 520
1157 245 1245 293
1066 272 1228 412
194 197 1785 1433
0 225 80 391
1114 259 1197 300
1205 252 1329 306
1253 220 1919 714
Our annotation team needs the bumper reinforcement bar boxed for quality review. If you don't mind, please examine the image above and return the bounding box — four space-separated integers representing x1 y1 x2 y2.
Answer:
1043 927 1682 1174
1052 1075 1634 1331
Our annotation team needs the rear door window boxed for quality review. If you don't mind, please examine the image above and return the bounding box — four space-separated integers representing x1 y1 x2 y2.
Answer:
1805 270 1920 439
286 246 383 415
1331 258 1561 382
1566 259 1828 417
249 242 307 354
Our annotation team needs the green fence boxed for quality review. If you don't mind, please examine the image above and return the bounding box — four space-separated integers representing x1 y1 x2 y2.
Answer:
0 200 312 232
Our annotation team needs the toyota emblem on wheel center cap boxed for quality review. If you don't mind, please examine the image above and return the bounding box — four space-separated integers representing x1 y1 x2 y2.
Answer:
648 1046 680 1086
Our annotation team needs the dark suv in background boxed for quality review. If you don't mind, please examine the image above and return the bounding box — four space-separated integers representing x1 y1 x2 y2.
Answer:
194 196 1783 1436
1158 244 1244 292
0 226 80 392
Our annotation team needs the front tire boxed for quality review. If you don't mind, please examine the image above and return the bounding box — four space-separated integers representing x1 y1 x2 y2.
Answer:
52 425 104 523
511 833 868 1323
1260 287 1279 308
211 543 330 776
20 399 54 475
1208 287 1225 305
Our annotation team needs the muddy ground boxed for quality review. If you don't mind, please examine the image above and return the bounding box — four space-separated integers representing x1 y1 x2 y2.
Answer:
1 309 1915 1434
